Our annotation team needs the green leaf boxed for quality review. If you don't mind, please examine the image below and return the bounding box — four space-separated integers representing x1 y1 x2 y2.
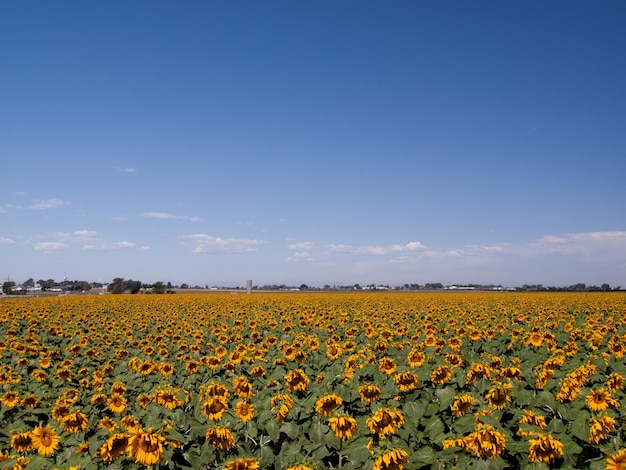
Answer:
452 413 476 434
424 417 445 442
403 399 426 420
413 446 437 466
435 386 456 411
280 421 299 440
570 410 590 442
265 418 280 441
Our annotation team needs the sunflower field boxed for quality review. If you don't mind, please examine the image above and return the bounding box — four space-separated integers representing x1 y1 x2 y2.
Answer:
1 292 625 470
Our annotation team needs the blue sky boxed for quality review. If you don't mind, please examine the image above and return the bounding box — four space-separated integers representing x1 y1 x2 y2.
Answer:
2 1 625 288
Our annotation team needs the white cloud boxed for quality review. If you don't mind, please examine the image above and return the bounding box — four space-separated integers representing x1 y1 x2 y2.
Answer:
288 241 315 251
528 231 626 259
0 207 6 214
287 251 313 261
83 241 135 251
138 246 151 251
34 241 69 252
142 212 202 222
30 230 136 253
182 234 265 253
0 237 15 245
326 241 425 256
29 198 70 210
114 166 138 173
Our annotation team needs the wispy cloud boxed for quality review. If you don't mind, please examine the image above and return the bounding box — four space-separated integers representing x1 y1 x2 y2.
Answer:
0 237 15 245
29 198 70 210
30 230 136 253
114 166 138 173
285 231 626 266
34 241 69 253
326 241 425 256
142 212 202 222
182 234 265 253
83 241 135 251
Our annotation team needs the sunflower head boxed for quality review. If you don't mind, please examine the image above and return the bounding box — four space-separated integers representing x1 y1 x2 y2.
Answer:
528 434 564 464
328 414 358 441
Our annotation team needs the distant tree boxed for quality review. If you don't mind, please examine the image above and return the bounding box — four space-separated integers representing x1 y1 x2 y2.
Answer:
125 280 142 294
601 283 611 292
71 281 91 292
23 278 35 288
167 281 172 289
2 281 16 295
38 279 55 291
180 283 189 289
299 284 309 291
108 278 126 294
152 281 165 294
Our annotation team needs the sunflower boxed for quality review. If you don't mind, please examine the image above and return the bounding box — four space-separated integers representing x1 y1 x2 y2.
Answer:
284 369 310 392
234 401 255 422
137 393 151 408
589 414 615 444
201 396 228 421
159 362 175 378
20 394 39 408
110 381 127 394
128 428 165 466
287 465 315 470
461 424 507 458
99 417 117 431
99 433 130 463
393 371 418 392
31 369 48 382
606 373 625 393
205 426 236 451
315 394 343 416
445 353 463 368
153 388 184 410
367 408 405 439
249 365 266 378
378 357 397 375
465 362 491 385
519 410 547 429
359 384 382 404
430 365 452 385
51 403 71 421
328 414 358 440
528 434 563 464
1 391 19 408
372 448 409 470
233 376 254 399
121 415 142 433
10 431 33 453
326 344 343 361
60 410 89 433
91 393 107 406
586 388 615 412
203 382 231 400
270 393 294 422
451 394 476 417
108 393 128 414
407 349 426 367
224 457 261 470
499 366 523 381
485 382 513 410
606 449 626 470
31 423 60 457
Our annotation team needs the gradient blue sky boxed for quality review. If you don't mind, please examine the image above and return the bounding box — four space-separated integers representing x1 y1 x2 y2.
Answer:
2 1 625 288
